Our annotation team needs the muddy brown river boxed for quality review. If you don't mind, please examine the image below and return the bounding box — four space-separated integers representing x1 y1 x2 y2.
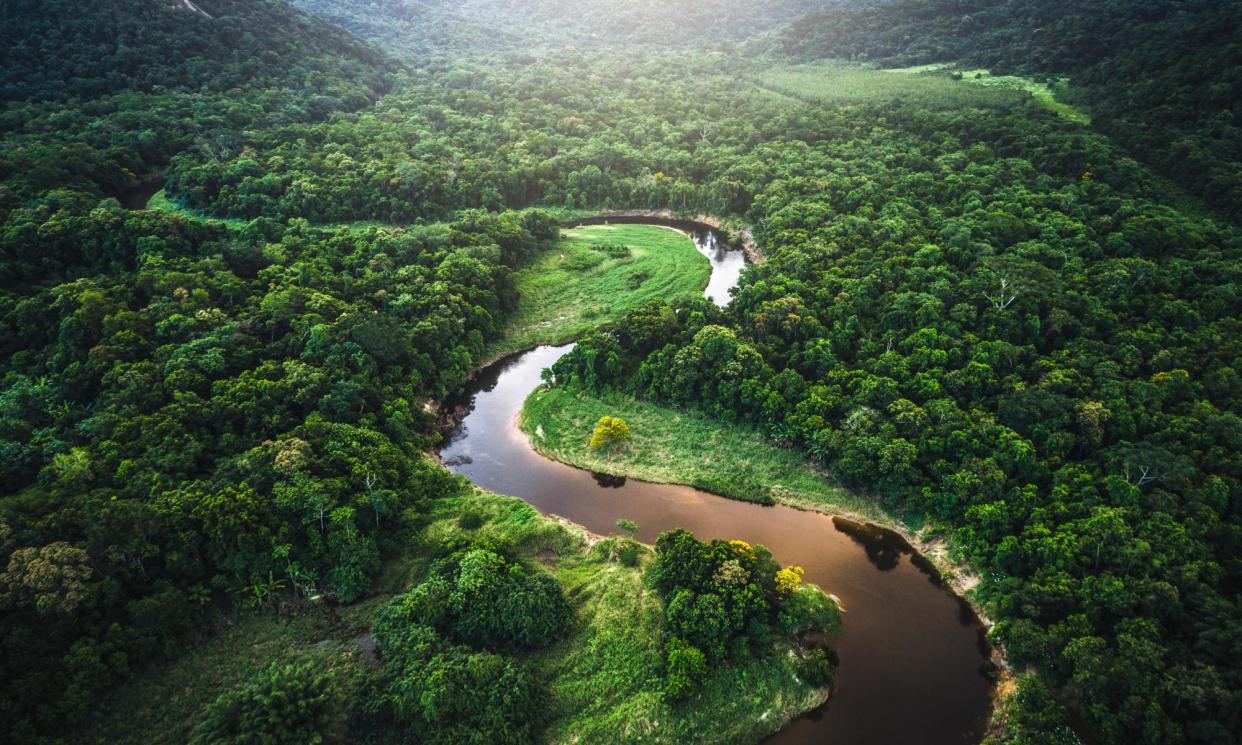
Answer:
440 226 995 744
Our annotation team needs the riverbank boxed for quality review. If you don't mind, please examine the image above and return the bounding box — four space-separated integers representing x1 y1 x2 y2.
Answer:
518 384 1011 683
522 386 889 521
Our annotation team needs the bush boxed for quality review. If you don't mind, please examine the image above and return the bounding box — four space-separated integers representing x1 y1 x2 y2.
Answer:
457 510 485 530
190 661 339 745
370 622 543 745
690 474 774 505
379 549 571 651
592 241 631 258
662 637 707 702
796 648 836 687
777 583 842 636
588 415 630 450
617 539 641 567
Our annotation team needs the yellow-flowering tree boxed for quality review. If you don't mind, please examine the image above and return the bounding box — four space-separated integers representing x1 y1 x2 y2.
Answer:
588 415 630 450
775 565 805 595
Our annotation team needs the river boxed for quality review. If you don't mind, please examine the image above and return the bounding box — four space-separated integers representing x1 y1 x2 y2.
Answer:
439 225 995 745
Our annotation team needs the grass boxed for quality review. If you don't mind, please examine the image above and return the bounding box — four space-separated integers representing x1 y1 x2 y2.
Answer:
753 60 1026 110
82 486 830 745
489 224 710 359
520 386 891 525
885 65 1091 124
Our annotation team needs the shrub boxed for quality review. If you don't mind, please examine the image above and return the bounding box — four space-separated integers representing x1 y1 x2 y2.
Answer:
592 241 631 258
774 565 804 595
617 539 641 567
457 510 485 530
796 648 836 687
690 474 774 505
370 622 543 745
777 584 842 636
588 415 630 450
190 661 338 745
662 637 707 702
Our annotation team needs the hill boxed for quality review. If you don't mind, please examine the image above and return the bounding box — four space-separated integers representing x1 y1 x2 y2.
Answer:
777 0 1242 221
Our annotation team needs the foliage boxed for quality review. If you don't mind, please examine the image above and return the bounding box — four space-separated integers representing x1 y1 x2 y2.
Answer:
795 648 835 687
778 0 1242 220
662 637 707 702
189 661 340 745
367 621 544 745
649 530 833 698
588 415 631 451
376 548 571 651
774 565 804 595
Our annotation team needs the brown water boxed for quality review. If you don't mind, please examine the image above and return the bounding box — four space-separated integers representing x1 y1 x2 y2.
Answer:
439 228 994 744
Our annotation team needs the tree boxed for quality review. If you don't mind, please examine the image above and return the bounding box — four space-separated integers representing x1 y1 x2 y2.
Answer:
189 661 339 745
774 566 805 595
663 637 707 702
0 541 93 615
588 415 630 450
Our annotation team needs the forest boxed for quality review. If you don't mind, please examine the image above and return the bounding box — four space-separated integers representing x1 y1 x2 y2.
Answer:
1 1 1239 744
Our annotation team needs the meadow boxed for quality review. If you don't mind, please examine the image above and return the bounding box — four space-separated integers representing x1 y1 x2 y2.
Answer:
520 386 891 525
488 224 710 358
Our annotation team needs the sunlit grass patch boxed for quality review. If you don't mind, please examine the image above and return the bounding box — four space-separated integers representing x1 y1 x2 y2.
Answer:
754 60 1025 110
885 65 1091 123
521 386 890 524
490 223 709 358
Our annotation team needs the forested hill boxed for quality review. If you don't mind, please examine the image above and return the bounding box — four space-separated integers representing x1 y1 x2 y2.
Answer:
290 0 872 54
0 0 398 271
0 0 394 102
777 0 1242 222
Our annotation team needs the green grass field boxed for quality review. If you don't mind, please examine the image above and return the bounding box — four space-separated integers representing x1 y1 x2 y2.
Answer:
81 487 829 745
904 66 1091 124
489 224 710 359
521 386 891 524
753 60 1026 110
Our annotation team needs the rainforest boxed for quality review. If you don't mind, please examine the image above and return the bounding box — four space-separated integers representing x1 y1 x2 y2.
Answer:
1 1 1239 744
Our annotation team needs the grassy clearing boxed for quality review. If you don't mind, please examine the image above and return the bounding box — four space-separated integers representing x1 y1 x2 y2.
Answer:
753 60 1026 110
490 223 709 359
885 65 1091 124
521 386 890 524
83 486 828 745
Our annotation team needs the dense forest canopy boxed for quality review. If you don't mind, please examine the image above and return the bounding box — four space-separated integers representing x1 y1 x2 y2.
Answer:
1 1 1240 744
778 0 1242 220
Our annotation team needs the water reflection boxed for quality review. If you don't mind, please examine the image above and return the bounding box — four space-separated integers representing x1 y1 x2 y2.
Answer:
591 471 628 488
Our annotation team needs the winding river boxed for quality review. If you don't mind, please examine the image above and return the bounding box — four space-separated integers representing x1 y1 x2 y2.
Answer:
440 225 995 745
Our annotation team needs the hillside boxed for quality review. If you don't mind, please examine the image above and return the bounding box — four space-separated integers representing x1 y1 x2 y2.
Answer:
291 0 875 55
777 0 1242 221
